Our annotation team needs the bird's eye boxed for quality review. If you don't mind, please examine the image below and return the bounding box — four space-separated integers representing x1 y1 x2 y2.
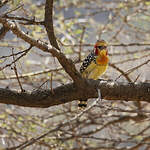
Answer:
97 46 102 49
97 46 106 50
97 46 103 49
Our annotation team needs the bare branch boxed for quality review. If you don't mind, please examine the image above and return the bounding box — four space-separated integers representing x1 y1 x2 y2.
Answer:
111 43 150 47
0 45 32 71
78 26 86 61
115 60 150 81
0 17 82 83
0 25 9 40
0 0 12 8
0 80 149 108
0 67 62 80
8 94 100 150
110 63 132 82
4 15 44 25
4 4 24 15
44 0 60 50
12 48 24 92
59 43 150 47
0 48 29 59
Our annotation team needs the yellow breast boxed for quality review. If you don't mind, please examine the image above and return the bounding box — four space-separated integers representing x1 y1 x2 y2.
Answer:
82 50 109 80
81 60 108 80
81 49 109 80
88 64 108 80
96 50 109 65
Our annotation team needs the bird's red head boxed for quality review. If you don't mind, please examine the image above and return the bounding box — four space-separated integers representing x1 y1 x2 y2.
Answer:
94 40 108 56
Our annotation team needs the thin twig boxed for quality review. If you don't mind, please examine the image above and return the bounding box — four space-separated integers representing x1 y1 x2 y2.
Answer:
0 17 82 83
11 48 24 92
34 80 49 90
0 0 12 8
9 90 101 150
50 72 54 94
0 48 30 59
0 67 62 80
111 42 150 47
0 45 32 71
134 74 141 83
78 26 86 61
115 59 150 81
126 59 150 75
110 63 132 82
3 15 44 25
4 4 24 15
59 43 150 47
113 53 150 65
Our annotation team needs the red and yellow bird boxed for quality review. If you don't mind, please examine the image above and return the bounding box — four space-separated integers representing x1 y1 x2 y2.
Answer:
79 40 109 108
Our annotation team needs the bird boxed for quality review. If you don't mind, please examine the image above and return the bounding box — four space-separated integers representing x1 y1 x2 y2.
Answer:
78 40 109 108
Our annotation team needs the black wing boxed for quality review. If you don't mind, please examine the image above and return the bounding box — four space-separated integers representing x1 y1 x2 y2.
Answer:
80 51 96 73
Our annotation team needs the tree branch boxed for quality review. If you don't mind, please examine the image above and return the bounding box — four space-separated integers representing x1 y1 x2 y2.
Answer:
0 25 9 40
0 80 149 108
0 0 10 8
44 0 60 50
0 17 82 83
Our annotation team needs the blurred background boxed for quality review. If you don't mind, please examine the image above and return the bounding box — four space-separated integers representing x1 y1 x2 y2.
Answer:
0 0 150 149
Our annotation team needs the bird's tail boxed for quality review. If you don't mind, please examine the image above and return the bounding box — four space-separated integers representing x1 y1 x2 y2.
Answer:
78 99 87 109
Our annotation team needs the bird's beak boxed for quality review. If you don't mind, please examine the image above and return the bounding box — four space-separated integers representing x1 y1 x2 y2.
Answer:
100 49 108 56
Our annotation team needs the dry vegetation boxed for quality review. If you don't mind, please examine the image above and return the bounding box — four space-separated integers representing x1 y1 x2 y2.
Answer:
0 0 150 149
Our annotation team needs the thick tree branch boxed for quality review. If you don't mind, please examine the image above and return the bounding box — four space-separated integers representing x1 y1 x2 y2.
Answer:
0 17 82 83
0 80 149 108
44 0 60 50
0 25 9 40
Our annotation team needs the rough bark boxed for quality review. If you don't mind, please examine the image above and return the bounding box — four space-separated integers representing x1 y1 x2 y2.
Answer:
0 1 149 109
0 25 9 40
0 80 149 108
44 0 60 50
